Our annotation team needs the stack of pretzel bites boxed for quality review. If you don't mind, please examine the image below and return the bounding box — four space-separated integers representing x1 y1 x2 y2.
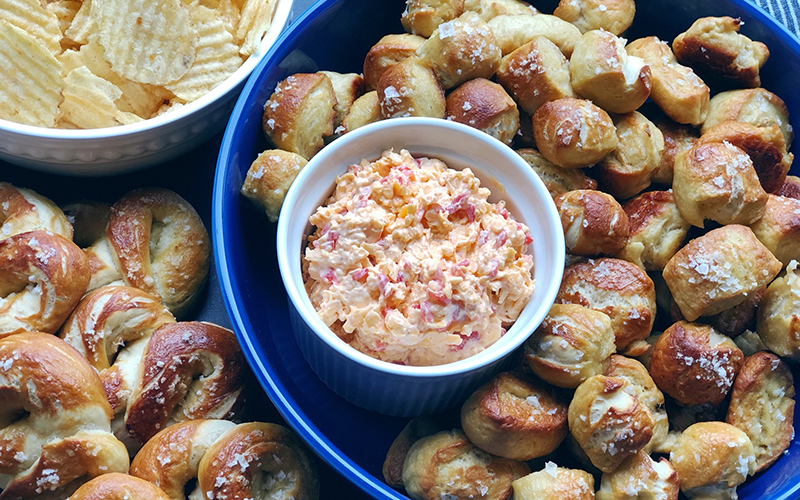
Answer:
240 1 799 499
0 184 319 499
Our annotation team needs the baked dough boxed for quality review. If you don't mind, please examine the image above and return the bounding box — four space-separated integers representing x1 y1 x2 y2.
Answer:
596 450 679 500
749 194 800 266
555 189 629 256
0 182 73 240
241 149 308 223
757 260 800 359
512 465 595 500
445 77 519 145
377 58 446 119
488 14 582 57
650 112 698 186
402 0 465 37
662 224 782 321
465 0 538 21
702 87 793 146
514 148 597 199
363 34 426 91
553 0 636 35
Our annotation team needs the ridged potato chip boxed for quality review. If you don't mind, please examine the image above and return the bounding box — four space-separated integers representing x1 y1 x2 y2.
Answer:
91 0 198 86
59 40 171 118
0 0 62 55
44 0 81 39
60 66 142 128
237 0 277 56
166 5 243 101
0 20 63 127
64 0 95 46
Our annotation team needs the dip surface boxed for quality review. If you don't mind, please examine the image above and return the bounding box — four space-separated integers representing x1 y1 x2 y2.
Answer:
303 149 535 366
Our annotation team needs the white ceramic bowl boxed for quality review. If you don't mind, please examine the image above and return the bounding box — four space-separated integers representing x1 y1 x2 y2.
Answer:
275 117 565 417
0 0 293 176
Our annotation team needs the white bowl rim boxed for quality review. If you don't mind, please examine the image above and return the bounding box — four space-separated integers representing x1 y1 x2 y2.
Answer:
276 117 565 379
0 0 294 139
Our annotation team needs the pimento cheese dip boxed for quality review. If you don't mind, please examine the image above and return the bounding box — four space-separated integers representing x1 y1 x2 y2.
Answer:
303 149 535 366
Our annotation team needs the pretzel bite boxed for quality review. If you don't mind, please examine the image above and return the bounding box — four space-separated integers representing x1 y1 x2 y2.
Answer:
461 372 568 460
749 195 800 266
402 429 529 500
568 375 655 473
383 417 445 488
626 37 709 126
553 0 635 35
757 260 800 359
777 175 800 199
84 188 210 318
602 355 670 454
377 58 445 119
124 322 245 445
672 141 768 227
363 34 426 91
570 30 651 115
524 303 615 388
241 149 308 223
650 113 698 186
496 36 575 116
703 88 794 145
445 78 519 145
415 12 501 89
341 91 381 133
465 0 538 21
555 190 629 256
616 190 690 271
596 451 679 500
262 73 337 160
698 121 792 194
596 112 664 199
62 201 111 248
512 464 595 500
67 473 171 500
515 148 598 199
0 182 72 240
319 71 365 132
488 14 582 57
727 352 795 472
0 333 129 499
670 422 756 500
704 286 765 338
557 258 656 353
0 230 90 337
650 321 744 408
402 0 465 38
734 329 769 357
673 16 769 88
663 225 782 321
532 97 618 169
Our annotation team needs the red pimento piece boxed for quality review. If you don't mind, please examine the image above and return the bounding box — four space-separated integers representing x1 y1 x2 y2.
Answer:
428 289 448 305
351 268 368 282
478 230 489 246
323 269 337 284
488 258 499 278
500 208 510 219
496 229 508 247
524 233 533 245
449 330 480 351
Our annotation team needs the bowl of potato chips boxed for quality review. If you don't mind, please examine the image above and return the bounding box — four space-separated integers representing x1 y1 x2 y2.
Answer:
0 0 293 175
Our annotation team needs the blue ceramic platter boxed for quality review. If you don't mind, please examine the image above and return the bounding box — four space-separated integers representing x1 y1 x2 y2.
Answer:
213 0 800 498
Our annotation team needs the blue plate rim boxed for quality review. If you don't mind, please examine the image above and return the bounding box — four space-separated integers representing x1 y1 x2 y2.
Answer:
212 1 800 499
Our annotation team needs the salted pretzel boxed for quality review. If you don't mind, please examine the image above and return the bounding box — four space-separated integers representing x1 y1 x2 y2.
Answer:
0 230 90 337
130 420 319 500
85 188 210 318
67 473 171 500
0 182 73 240
0 332 129 499
124 321 246 444
60 286 176 415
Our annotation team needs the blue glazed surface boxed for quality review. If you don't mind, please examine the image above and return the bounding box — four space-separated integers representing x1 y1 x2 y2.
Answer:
213 0 800 498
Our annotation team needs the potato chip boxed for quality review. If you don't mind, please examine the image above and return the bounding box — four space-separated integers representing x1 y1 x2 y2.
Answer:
44 0 81 38
59 39 171 118
60 66 142 128
166 5 243 101
0 0 62 54
0 20 63 127
237 0 276 56
64 0 95 46
91 0 199 86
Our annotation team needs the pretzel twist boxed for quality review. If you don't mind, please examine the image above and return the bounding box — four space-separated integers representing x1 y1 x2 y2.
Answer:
0 183 73 241
125 322 245 444
67 473 171 500
85 188 210 318
0 231 90 338
0 333 129 499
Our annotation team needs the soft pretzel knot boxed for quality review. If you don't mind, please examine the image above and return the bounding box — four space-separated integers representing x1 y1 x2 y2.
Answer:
0 230 90 338
130 420 319 500
0 183 73 241
85 188 210 318
67 473 171 500
124 322 246 444
59 286 176 414
0 332 129 499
